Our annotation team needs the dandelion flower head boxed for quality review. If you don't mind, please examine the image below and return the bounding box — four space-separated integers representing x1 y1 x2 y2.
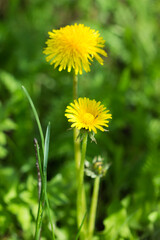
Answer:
43 23 107 75
65 97 112 134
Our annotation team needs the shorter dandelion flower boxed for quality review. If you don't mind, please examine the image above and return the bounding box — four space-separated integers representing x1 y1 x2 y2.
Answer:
65 97 112 134
43 23 107 75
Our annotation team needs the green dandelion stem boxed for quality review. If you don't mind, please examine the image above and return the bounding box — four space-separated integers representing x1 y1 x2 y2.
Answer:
73 74 87 238
73 73 81 171
73 128 81 171
77 131 88 239
88 176 100 240
73 72 78 100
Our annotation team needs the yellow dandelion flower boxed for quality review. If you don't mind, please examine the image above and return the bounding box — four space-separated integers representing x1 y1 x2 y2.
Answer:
43 23 107 75
65 97 112 134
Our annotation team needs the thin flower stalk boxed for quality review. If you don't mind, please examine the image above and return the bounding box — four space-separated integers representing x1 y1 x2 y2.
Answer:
73 73 81 171
88 176 100 240
73 73 87 236
77 131 88 239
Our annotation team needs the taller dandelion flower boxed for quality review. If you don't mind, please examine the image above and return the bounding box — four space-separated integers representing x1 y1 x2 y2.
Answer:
65 97 112 134
43 23 107 75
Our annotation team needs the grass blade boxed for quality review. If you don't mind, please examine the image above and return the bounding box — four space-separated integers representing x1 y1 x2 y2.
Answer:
43 123 56 240
22 86 55 239
75 211 87 240
22 85 45 153
43 122 50 173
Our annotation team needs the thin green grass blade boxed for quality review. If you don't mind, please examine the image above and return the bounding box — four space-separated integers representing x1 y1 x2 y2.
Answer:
43 122 50 173
34 141 45 240
34 138 43 181
75 211 87 240
43 123 56 240
22 85 45 153
45 193 56 240
22 86 55 239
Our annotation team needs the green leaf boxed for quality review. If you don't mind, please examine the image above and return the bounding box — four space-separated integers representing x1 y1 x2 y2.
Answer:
0 145 8 158
8 203 32 231
103 207 134 240
0 71 19 93
148 211 158 223
0 132 7 145
0 118 17 131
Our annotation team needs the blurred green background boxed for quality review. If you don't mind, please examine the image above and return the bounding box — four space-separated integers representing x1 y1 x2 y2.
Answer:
0 0 160 239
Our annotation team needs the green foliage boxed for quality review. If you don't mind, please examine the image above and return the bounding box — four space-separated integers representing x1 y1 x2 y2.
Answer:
0 0 160 239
